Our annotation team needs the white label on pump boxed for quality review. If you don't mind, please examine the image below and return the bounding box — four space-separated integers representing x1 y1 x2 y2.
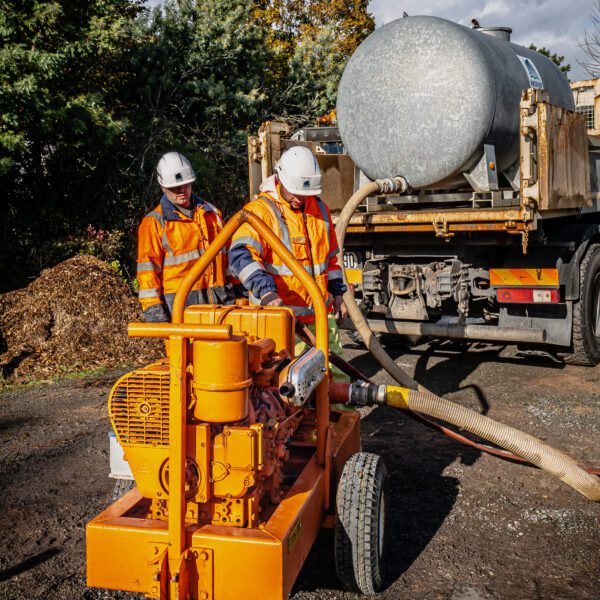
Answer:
517 55 544 89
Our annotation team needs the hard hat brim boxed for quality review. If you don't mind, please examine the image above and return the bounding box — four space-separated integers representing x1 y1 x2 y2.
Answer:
283 185 322 196
158 175 196 187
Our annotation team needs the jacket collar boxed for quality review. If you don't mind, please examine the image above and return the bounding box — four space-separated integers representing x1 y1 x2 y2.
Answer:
160 193 204 221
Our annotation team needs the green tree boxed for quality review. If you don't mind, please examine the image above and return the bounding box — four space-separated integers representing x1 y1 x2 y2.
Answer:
0 0 143 289
0 0 270 289
581 1 600 77
124 0 269 214
253 0 374 122
0 0 373 292
528 43 571 76
281 25 348 117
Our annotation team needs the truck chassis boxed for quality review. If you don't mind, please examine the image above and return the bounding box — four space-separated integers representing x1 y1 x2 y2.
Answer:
248 89 600 365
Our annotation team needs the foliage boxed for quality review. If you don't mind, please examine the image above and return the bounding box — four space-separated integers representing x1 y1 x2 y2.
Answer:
581 1 600 78
0 0 144 290
122 0 269 215
0 0 375 292
253 0 374 122
528 44 571 76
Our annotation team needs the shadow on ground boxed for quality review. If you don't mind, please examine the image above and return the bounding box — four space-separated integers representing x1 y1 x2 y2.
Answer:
0 548 61 582
293 338 565 596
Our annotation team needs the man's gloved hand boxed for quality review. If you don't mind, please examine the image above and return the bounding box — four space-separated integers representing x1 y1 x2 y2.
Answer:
143 303 169 323
333 295 348 321
233 283 248 299
260 291 284 307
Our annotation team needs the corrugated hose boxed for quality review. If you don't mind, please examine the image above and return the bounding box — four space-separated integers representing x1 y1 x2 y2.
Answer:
334 179 600 501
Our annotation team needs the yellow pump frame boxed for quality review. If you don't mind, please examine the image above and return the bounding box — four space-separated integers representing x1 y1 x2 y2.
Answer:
87 211 359 600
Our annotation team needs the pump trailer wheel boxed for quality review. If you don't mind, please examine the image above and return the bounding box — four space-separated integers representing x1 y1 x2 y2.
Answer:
334 451 388 594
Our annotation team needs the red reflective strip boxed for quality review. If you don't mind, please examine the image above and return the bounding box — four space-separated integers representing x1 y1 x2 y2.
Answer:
496 288 560 304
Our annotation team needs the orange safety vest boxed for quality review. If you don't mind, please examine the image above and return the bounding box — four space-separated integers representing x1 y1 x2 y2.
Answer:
137 194 231 313
230 180 344 323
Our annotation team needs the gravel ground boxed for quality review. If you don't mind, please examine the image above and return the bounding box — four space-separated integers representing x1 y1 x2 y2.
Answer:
1 336 599 599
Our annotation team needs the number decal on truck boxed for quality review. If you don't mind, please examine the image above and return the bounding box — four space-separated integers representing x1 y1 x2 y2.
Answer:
343 252 363 285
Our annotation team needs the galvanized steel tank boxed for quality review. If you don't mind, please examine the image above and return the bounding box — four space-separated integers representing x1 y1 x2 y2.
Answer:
336 16 575 189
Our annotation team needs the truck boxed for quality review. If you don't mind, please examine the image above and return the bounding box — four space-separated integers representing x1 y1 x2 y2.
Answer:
248 15 600 366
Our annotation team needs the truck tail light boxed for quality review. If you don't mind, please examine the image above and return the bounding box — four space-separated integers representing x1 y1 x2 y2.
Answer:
496 288 560 304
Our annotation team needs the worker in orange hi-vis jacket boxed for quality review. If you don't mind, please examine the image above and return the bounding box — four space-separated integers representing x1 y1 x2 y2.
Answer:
137 152 235 322
229 145 349 379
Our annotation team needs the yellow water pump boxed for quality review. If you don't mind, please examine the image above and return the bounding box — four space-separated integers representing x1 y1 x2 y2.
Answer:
86 212 379 599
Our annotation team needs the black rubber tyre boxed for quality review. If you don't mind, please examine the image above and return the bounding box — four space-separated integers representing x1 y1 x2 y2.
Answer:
111 479 135 502
334 452 388 594
561 244 600 366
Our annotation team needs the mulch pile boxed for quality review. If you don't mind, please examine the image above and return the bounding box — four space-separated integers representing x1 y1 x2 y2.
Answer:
0 255 163 383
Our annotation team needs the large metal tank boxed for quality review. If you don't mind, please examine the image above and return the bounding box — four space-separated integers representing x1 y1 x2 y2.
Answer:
336 16 575 189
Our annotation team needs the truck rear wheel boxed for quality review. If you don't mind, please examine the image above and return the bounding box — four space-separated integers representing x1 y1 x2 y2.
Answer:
562 244 600 366
334 452 388 594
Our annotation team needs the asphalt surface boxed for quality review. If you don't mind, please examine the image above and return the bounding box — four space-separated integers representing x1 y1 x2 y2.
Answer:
1 335 599 599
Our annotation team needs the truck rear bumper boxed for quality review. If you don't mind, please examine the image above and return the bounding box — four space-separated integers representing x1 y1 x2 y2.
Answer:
339 317 546 344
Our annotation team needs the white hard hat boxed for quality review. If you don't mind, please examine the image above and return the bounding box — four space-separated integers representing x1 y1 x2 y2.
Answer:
156 152 196 187
275 146 322 196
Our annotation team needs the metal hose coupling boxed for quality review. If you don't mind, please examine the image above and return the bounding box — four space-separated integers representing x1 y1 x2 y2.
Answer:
375 176 410 195
348 381 387 406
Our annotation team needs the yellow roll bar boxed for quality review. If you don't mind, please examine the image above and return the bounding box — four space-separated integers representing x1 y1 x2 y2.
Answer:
172 210 329 362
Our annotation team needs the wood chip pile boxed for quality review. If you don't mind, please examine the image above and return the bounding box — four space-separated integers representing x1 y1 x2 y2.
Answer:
0 255 162 383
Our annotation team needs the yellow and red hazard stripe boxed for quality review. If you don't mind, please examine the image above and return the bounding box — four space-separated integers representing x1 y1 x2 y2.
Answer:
489 268 559 287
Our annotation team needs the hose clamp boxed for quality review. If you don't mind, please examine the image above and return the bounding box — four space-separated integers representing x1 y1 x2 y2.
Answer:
376 176 410 195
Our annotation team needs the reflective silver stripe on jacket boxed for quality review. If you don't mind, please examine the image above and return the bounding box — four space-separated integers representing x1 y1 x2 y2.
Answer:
263 261 327 277
328 269 343 280
328 248 339 259
315 199 330 238
202 200 225 229
238 262 265 285
231 236 264 254
164 248 202 266
139 288 160 298
137 261 161 273
146 210 172 258
264 263 293 276
147 210 164 225
254 196 292 252
312 260 328 276
162 231 174 257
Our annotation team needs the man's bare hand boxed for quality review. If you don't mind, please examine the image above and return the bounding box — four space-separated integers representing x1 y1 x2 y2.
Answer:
333 295 348 321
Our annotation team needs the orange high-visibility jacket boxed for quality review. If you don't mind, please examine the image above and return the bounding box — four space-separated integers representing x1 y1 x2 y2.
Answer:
229 176 347 323
137 194 233 320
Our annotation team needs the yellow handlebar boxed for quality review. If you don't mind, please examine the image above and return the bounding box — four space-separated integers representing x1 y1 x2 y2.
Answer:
128 323 232 339
171 210 329 367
